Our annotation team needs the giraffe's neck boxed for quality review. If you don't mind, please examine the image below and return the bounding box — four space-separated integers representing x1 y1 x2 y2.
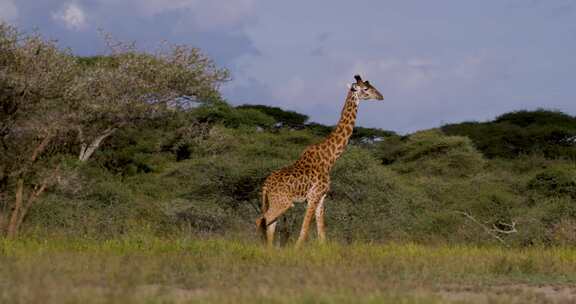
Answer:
322 90 359 163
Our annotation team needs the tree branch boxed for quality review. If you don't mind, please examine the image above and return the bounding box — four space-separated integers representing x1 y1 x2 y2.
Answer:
492 221 517 234
30 132 53 162
6 179 24 238
79 127 116 161
455 210 511 246
14 164 61 231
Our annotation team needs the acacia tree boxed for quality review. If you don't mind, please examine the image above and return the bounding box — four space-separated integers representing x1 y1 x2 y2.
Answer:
0 24 83 237
74 38 229 161
0 24 229 236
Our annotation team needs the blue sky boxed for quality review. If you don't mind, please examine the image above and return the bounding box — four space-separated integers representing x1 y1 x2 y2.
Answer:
2 0 575 133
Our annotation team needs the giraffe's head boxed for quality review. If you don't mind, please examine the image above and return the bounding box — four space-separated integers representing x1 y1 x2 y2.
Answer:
350 75 384 101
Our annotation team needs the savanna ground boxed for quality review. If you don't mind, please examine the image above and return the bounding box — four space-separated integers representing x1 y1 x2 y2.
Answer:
1 236 576 304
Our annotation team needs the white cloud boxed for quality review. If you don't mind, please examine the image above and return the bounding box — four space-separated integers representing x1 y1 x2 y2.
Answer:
0 0 18 23
52 2 87 31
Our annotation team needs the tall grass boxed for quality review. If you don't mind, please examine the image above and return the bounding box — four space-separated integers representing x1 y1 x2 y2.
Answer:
1 237 575 303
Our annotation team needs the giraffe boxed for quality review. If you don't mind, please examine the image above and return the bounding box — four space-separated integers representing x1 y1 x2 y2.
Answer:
255 75 384 247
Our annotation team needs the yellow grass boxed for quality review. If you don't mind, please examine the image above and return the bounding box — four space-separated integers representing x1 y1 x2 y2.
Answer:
1 237 575 303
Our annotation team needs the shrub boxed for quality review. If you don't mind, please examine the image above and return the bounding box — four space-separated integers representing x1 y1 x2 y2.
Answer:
376 130 485 177
527 165 576 198
442 109 576 159
549 218 576 245
193 103 276 129
236 104 309 128
162 199 233 234
326 147 433 242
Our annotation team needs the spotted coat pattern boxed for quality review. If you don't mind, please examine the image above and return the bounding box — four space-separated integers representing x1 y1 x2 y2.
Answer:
256 75 384 247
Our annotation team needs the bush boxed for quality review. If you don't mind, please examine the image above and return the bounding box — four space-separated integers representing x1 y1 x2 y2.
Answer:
442 109 576 159
375 130 486 177
193 103 276 129
25 166 140 237
527 165 576 198
236 104 309 128
93 127 173 176
325 147 432 242
162 199 233 234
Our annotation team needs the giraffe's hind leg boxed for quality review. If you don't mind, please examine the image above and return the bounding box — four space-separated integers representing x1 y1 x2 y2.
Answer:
262 197 292 247
266 221 278 247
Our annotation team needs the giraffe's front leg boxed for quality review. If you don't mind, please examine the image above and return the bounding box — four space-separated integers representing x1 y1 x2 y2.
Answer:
295 199 318 247
315 194 327 243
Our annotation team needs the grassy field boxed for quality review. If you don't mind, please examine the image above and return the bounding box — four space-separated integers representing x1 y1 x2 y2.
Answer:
1 237 575 303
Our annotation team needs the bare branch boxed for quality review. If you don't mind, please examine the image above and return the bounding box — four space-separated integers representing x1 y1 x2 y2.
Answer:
492 221 517 234
455 210 508 246
78 128 116 162
30 132 53 162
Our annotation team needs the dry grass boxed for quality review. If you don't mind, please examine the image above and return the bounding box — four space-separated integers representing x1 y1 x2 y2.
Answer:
1 237 575 303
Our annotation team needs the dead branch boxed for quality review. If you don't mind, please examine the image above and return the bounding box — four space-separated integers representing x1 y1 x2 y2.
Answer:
455 210 509 246
78 127 116 161
492 221 517 234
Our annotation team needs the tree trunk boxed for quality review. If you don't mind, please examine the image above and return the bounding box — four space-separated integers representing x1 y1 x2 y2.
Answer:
5 133 54 238
6 178 24 238
79 128 116 162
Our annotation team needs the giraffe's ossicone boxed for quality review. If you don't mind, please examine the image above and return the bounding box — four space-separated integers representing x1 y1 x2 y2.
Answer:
256 75 385 247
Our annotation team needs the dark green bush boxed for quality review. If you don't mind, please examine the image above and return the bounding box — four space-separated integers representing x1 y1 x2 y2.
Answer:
527 165 576 198
375 130 485 177
17 103 576 246
236 104 309 128
193 103 275 129
442 109 576 159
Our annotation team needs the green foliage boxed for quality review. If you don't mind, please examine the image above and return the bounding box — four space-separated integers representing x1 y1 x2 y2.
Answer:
4 24 576 246
193 103 276 129
442 109 576 159
234 108 276 129
350 126 397 144
304 122 333 137
0 23 232 236
76 55 118 68
328 147 432 242
92 126 173 176
375 130 486 177
304 123 396 145
20 113 576 246
236 104 309 127
495 109 576 128
527 165 576 198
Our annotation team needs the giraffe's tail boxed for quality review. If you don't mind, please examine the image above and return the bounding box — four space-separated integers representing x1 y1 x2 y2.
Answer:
255 187 269 241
